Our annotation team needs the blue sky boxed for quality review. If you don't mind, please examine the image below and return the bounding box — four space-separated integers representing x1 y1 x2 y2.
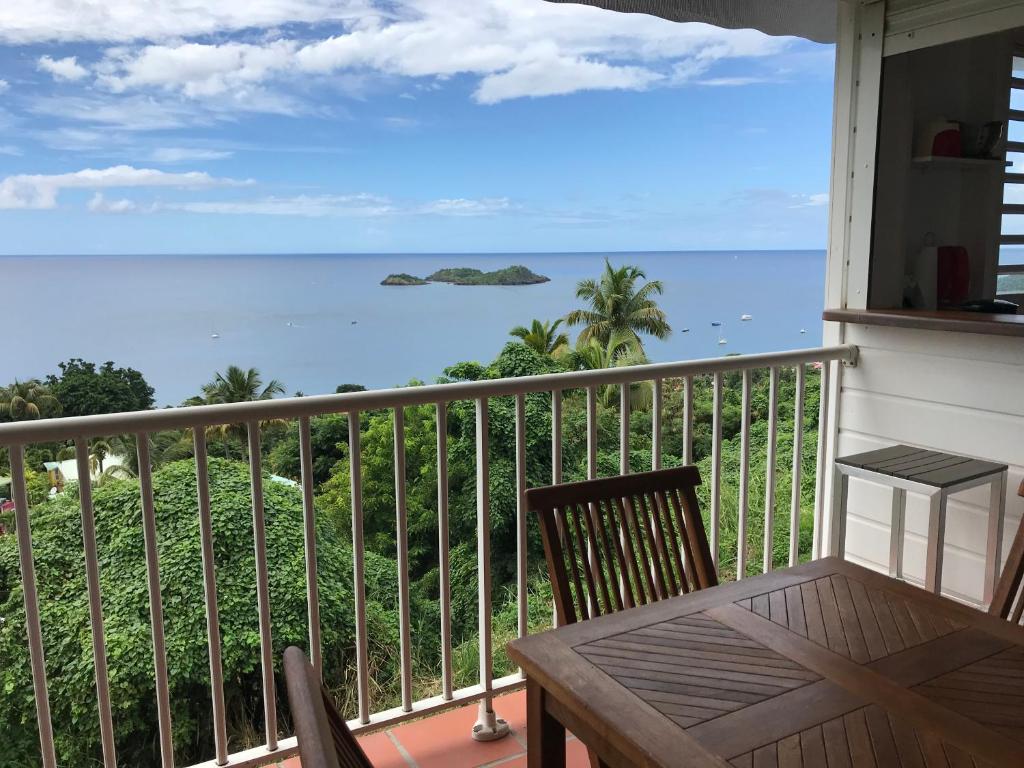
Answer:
0 1 835 255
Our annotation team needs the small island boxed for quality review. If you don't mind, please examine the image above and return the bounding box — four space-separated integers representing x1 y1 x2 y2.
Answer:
382 264 549 286
380 273 429 286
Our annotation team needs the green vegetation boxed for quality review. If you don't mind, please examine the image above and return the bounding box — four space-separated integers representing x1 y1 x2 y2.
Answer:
565 258 670 347
997 273 1024 294
46 359 154 418
509 318 569 356
0 261 826 765
0 379 61 422
381 273 429 286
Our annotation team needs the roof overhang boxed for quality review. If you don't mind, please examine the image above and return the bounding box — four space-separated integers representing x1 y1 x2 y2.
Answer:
544 0 838 44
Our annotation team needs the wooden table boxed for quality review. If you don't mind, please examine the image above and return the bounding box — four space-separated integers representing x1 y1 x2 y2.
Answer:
507 557 1024 767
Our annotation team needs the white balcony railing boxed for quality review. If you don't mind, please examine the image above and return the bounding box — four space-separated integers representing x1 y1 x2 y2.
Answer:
0 344 857 768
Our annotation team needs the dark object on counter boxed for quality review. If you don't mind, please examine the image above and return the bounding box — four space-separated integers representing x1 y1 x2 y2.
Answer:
959 298 1019 314
936 246 970 305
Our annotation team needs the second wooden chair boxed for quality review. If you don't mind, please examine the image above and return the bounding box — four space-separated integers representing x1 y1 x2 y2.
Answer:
527 466 718 627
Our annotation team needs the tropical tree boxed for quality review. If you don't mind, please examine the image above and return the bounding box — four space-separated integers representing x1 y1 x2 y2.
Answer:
186 366 286 456
568 331 651 408
192 365 285 405
564 259 671 349
46 359 154 417
0 379 62 421
509 319 569 357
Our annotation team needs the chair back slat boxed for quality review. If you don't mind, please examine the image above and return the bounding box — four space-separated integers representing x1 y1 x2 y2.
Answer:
283 646 373 768
989 483 1024 624
528 467 718 626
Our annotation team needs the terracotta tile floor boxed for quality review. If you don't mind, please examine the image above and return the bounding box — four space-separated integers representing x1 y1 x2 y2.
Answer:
275 690 590 768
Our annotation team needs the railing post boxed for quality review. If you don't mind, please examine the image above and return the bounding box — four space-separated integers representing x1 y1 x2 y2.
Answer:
436 402 454 700
298 417 323 676
10 446 57 768
473 397 509 742
737 372 752 579
813 362 833 560
348 411 371 724
393 408 413 712
710 373 723 569
788 365 806 567
764 367 780 572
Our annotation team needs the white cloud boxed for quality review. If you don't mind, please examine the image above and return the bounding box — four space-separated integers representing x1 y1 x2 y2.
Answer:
0 1 376 44
162 193 394 217
37 55 89 81
150 147 234 163
102 192 513 218
417 197 511 216
0 145 21 156
87 192 138 213
0 79 8 93
0 165 250 209
82 0 789 106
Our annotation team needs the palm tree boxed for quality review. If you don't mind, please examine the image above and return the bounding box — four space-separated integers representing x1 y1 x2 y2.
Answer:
509 319 569 356
0 379 61 421
192 366 285 405
187 367 286 456
565 259 671 349
568 331 652 408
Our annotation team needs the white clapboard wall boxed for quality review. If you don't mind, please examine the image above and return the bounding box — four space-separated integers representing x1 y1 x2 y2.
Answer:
837 323 1024 606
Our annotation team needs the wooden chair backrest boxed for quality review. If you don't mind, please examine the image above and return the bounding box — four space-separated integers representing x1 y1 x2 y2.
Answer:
989 481 1024 623
283 646 372 768
527 466 717 626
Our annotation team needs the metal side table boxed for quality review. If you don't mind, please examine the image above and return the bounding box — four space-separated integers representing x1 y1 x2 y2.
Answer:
832 444 1008 601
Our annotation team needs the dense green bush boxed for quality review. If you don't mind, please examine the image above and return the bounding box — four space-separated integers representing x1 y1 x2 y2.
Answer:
0 458 401 767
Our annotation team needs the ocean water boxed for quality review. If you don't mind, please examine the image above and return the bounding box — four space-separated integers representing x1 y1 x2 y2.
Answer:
4 251 825 406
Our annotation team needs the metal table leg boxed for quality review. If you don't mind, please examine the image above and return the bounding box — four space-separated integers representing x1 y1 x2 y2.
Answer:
889 488 907 580
925 491 948 594
832 467 849 558
985 471 1008 605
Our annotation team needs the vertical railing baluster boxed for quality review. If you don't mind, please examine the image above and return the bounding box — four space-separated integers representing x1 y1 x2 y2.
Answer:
473 397 505 738
737 373 751 580
10 446 57 768
764 368 780 573
789 365 807 567
75 440 117 767
652 378 663 470
620 384 630 475
136 434 174 767
551 389 562 484
192 430 229 763
683 375 694 466
710 373 723 569
515 394 528 645
298 417 322 676
550 390 563 629
348 412 370 723
812 362 832 560
246 423 277 751
393 408 413 712
586 386 598 480
436 402 453 701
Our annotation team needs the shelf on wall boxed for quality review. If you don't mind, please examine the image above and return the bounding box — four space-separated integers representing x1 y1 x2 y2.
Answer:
911 155 1008 168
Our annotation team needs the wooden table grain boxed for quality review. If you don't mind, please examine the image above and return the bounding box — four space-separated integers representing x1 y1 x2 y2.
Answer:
507 557 1024 767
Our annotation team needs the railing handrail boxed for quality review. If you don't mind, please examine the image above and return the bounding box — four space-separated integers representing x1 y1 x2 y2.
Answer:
0 345 856 446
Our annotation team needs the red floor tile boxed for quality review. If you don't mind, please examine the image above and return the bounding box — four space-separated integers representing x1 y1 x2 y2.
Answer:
500 738 590 768
357 731 409 768
388 700 525 768
279 758 301 768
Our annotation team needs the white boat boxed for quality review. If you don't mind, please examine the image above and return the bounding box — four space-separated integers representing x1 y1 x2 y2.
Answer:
211 333 220 339
741 314 753 321
682 328 690 333
718 338 728 345
800 329 807 334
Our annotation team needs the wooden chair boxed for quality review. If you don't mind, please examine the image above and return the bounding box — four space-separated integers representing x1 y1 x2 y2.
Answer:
989 480 1024 623
283 646 373 768
527 466 718 627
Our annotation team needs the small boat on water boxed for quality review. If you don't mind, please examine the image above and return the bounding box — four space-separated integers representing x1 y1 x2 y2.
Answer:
211 333 220 339
711 321 722 327
741 314 753 321
718 338 728 345
351 320 358 325
681 328 690 333
800 328 807 334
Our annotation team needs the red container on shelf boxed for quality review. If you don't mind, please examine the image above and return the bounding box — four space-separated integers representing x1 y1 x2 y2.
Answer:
936 246 970 305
